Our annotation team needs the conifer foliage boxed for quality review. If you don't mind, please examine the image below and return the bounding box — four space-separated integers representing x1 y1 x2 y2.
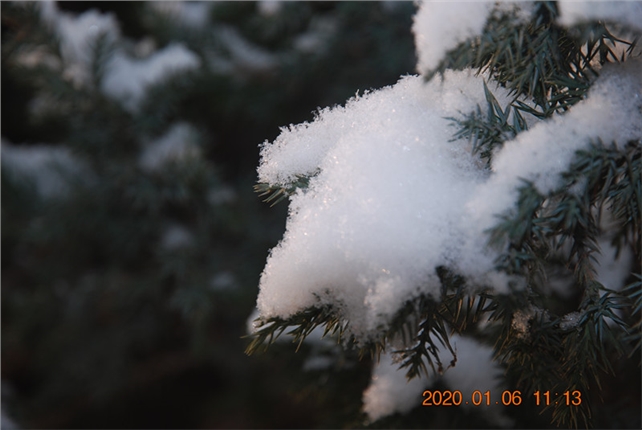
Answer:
247 2 641 428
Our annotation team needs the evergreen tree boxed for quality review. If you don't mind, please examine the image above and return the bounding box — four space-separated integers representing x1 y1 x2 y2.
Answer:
247 2 641 429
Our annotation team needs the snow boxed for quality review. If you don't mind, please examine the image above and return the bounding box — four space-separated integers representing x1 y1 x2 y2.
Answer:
214 26 278 74
256 70 518 338
133 38 158 59
595 234 634 327
257 0 283 18
246 308 264 335
149 1 213 29
442 336 512 427
1 140 89 199
138 123 201 172
412 1 641 77
101 44 201 112
558 0 642 32
38 2 201 110
462 59 642 265
1 406 18 430
594 197 637 294
595 237 634 292
362 351 426 421
472 62 639 291
560 312 582 331
413 1 494 75
293 17 337 55
362 335 510 426
39 1 120 87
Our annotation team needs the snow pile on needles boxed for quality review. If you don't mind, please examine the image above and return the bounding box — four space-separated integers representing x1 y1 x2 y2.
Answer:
256 70 516 337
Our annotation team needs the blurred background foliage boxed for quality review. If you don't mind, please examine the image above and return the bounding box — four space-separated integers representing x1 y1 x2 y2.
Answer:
1 1 416 428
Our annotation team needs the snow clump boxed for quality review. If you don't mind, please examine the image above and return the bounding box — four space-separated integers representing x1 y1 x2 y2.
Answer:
557 0 642 32
362 351 426 421
412 1 494 75
256 70 517 338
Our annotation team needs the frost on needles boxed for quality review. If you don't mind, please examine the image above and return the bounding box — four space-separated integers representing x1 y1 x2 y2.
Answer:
247 1 641 427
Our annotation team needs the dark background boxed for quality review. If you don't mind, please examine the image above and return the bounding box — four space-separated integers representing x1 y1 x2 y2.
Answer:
1 2 417 428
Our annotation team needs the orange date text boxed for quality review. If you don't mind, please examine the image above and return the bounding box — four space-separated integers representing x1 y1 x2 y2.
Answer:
422 390 524 406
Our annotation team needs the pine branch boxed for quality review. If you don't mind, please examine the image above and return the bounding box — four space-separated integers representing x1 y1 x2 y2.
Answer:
429 2 636 118
89 31 117 90
244 304 348 355
493 304 564 397
488 140 640 288
435 266 495 334
394 294 456 380
484 140 640 427
245 268 494 383
391 268 493 380
621 275 642 356
488 181 547 278
448 81 528 167
562 140 641 258
254 174 312 206
552 284 630 428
